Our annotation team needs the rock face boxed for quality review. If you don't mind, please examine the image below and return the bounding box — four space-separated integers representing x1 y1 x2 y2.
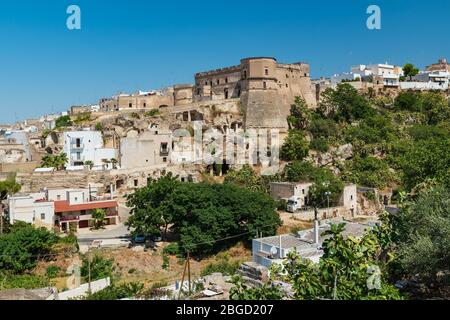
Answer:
236 262 269 288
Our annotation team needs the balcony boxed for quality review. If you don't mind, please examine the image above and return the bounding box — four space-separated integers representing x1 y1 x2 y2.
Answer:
60 215 80 222
70 143 84 150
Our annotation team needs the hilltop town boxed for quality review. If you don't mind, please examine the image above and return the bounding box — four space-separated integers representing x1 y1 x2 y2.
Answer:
1 56 450 300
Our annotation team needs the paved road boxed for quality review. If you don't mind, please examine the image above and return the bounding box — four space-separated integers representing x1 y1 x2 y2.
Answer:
77 205 133 244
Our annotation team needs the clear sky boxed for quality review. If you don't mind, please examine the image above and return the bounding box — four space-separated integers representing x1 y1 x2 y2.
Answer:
1 0 449 123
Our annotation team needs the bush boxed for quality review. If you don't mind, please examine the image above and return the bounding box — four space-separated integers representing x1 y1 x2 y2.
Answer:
200 253 242 277
310 137 329 153
0 224 57 274
55 115 72 128
81 254 114 281
280 130 310 161
163 243 180 256
145 109 160 117
46 266 61 279
130 112 140 119
95 122 103 131
0 272 49 290
309 118 338 139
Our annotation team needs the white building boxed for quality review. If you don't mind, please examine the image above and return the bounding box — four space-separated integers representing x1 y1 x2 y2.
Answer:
8 192 55 228
400 70 450 91
63 130 117 171
7 187 119 232
331 63 402 87
252 219 374 268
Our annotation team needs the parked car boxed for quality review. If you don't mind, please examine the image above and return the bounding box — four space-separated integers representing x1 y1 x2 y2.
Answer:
151 234 162 242
133 234 146 244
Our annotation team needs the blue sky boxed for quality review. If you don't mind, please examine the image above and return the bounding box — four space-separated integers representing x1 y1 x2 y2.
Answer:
0 0 449 123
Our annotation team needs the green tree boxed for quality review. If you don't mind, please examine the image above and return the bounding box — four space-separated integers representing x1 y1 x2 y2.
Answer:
319 83 375 122
55 115 73 128
395 185 450 288
126 173 181 239
287 97 312 130
400 137 450 191
92 208 106 230
224 165 279 194
40 152 68 170
402 63 419 81
280 130 310 161
127 176 282 256
0 224 57 274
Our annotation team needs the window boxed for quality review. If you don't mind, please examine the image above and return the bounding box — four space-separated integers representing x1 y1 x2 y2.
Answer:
350 195 354 201
197 88 201 95
242 70 247 80
134 179 138 187
225 77 228 83
74 197 78 201
129 103 132 108
216 79 220 85
161 142 169 153
163 157 167 163
286 74 289 78
205 81 208 85
265 68 269 76
237 89 241 97
41 213 45 220
286 83 289 88
143 102 147 108
302 189 305 195
263 82 267 89
76 152 81 160
57 195 61 200
224 89 229 99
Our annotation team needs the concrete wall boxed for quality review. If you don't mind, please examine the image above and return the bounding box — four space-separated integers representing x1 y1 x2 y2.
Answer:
58 277 111 300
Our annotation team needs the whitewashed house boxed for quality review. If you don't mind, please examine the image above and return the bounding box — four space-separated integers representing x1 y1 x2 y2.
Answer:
63 130 117 171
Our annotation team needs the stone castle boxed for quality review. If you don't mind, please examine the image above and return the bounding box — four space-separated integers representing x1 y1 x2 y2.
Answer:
175 57 316 130
100 57 317 131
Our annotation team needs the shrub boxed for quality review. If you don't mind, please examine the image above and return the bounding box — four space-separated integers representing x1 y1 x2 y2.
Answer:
145 109 160 117
163 243 180 256
200 253 242 277
310 137 329 153
46 266 61 279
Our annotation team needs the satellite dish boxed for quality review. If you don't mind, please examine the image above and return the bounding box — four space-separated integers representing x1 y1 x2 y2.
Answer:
270 246 278 256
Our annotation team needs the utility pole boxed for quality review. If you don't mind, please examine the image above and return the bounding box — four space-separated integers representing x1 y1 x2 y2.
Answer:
88 254 92 294
187 251 191 296
178 253 189 300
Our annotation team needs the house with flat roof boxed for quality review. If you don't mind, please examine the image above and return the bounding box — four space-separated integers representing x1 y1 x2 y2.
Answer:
7 187 119 232
252 219 373 268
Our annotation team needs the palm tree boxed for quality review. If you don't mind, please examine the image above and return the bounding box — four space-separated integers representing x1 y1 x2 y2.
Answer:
101 159 111 170
91 208 106 230
110 158 118 169
84 160 94 171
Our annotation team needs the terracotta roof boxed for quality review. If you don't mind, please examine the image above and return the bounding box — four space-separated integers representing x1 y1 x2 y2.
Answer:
54 200 117 213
